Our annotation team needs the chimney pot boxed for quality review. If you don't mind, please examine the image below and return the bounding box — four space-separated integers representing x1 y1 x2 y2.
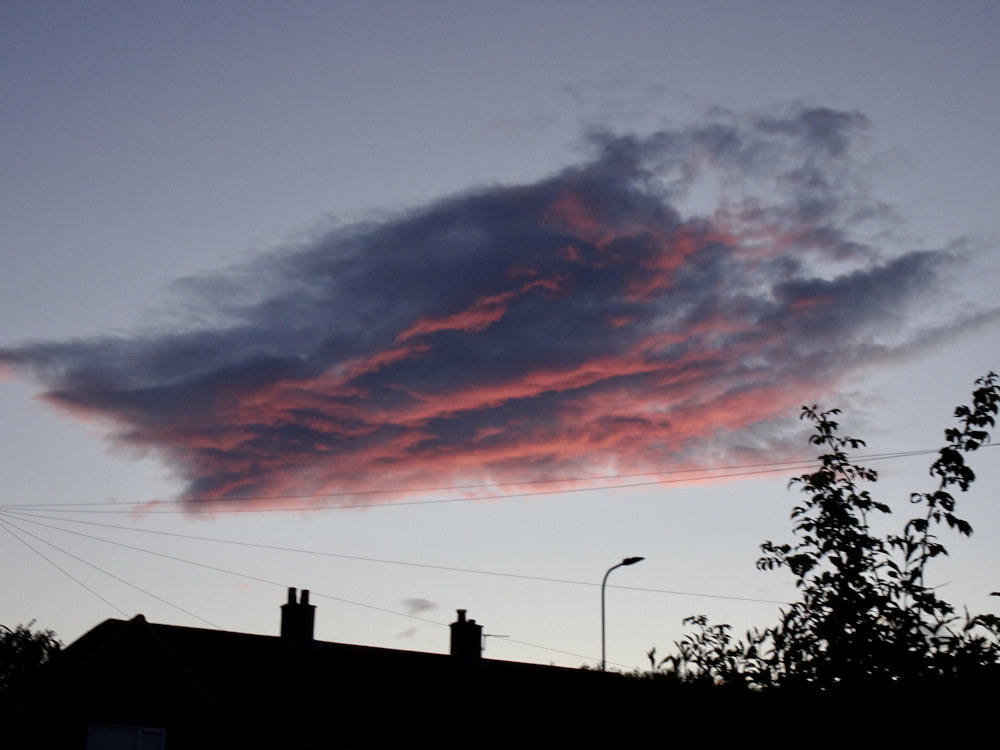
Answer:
281 586 315 643
450 609 482 660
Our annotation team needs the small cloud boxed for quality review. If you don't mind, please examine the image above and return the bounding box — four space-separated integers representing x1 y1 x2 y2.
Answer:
402 598 437 616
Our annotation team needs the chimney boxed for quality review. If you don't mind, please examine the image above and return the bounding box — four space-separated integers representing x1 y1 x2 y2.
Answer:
449 609 483 660
280 587 316 643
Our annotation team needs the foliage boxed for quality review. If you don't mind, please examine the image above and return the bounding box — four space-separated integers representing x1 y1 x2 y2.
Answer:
0 621 61 707
651 616 764 688
653 372 1000 689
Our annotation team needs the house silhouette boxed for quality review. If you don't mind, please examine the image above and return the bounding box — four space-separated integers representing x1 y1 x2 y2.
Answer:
11 589 984 747
8 588 614 749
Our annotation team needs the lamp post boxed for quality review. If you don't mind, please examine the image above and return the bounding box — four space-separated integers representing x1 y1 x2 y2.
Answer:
601 556 644 671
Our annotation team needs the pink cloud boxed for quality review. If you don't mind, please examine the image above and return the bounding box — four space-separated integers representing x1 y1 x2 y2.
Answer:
1 106 977 509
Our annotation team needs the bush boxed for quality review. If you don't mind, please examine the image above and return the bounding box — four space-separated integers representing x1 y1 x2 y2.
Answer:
654 372 1000 689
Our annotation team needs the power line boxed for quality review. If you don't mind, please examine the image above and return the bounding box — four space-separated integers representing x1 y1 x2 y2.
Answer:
0 518 128 618
0 456 823 508
3 440 991 671
0 512 443 627
0 440 974 638
0 452 943 517
0 509 788 605
1 464 818 513
0 445 964 513
0 464 805 514
498 636 632 668
0 515 220 629
0 511 631 667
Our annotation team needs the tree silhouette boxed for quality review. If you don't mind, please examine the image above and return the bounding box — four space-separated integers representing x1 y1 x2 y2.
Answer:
655 372 1000 688
0 621 61 710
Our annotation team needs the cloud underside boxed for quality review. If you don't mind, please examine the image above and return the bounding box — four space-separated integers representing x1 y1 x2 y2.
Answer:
1 106 975 507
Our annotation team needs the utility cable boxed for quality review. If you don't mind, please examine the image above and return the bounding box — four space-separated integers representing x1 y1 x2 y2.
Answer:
0 509 789 605
0 517 128 618
0 513 486 626
0 515 220 629
0 456 825 509
0 511 629 666
0 463 843 515
0 444 970 512
498 636 631 668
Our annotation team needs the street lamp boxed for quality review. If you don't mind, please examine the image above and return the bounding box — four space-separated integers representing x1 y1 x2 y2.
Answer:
601 556 645 671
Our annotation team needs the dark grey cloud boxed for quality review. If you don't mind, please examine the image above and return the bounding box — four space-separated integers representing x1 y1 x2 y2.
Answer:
1 105 986 507
402 598 437 616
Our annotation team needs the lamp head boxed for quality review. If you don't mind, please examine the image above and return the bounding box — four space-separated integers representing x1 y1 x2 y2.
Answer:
621 556 645 566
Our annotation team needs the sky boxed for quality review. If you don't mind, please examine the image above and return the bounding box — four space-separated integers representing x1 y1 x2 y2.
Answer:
1 1 998 671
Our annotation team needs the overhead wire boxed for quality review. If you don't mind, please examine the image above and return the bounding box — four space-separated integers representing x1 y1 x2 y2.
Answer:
0 443 968 610
0 510 633 667
0 509 789 605
0 462 818 514
0 455 828 509
0 511 446 627
3 442 985 669
498 636 628 667
0 517 128 618
0 444 969 513
0 515 221 629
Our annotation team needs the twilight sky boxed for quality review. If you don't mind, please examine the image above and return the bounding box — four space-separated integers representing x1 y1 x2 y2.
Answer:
2 1 998 670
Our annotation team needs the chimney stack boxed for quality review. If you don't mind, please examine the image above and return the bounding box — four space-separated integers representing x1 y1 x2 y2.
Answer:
280 587 316 643
450 609 483 660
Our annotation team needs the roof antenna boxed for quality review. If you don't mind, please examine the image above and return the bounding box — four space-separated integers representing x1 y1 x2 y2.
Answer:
482 632 508 654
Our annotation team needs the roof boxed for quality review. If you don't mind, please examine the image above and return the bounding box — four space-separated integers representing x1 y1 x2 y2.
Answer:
13 614 608 749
